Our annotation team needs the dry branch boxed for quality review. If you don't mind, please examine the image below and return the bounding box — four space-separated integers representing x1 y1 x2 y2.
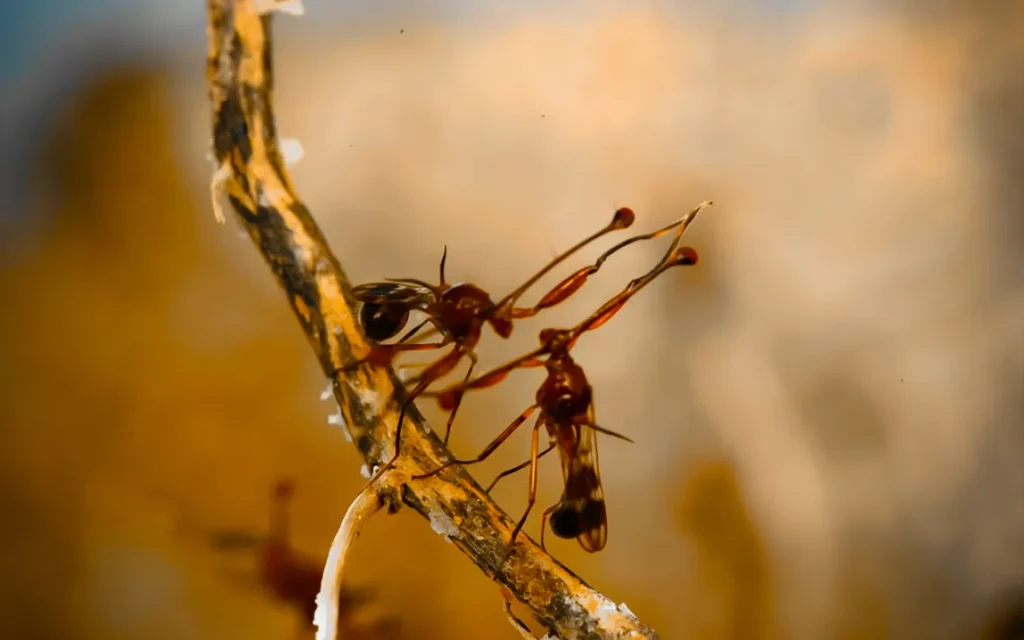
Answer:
204 1 660 637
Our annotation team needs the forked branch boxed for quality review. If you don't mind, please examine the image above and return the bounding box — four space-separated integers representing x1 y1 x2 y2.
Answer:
204 1 659 638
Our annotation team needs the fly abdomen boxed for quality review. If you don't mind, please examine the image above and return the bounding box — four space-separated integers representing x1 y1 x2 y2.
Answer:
359 302 410 342
549 496 607 551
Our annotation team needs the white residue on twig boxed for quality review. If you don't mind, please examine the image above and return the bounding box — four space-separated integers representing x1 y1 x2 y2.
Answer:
357 386 382 414
280 137 305 166
428 509 459 542
593 595 619 624
557 589 641 636
209 160 231 224
253 0 305 17
319 380 333 401
327 405 353 442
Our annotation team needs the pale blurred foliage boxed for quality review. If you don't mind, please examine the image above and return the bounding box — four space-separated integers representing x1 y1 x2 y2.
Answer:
1 3 1023 639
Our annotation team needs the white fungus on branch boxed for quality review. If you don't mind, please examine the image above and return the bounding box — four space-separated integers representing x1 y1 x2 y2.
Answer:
252 0 304 17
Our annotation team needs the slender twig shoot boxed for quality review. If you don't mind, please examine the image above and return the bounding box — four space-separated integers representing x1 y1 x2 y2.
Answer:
314 471 400 640
503 588 544 640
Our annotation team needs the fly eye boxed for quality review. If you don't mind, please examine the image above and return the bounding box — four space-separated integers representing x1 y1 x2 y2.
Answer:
359 302 410 342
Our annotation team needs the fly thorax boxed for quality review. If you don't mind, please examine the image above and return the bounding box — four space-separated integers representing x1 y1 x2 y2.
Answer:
440 284 494 339
550 391 589 423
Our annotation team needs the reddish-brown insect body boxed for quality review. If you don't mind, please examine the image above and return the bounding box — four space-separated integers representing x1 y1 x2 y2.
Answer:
420 201 712 562
437 282 508 340
342 208 650 483
532 335 608 552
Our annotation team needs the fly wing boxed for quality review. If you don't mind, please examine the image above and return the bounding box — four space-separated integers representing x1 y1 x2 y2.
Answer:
351 281 433 306
550 402 608 552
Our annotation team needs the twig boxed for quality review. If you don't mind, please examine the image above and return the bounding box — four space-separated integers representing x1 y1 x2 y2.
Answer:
315 471 400 640
204 1 660 637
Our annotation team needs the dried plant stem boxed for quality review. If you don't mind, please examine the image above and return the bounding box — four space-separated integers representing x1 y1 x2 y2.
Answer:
204 1 660 637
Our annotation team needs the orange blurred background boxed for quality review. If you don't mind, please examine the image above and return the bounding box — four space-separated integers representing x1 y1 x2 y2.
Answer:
1 1 1022 639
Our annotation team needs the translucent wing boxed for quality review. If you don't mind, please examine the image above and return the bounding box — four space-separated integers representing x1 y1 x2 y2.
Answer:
351 281 433 306
549 399 608 552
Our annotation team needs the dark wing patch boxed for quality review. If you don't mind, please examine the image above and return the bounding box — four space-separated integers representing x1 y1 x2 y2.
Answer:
351 281 432 306
550 417 608 552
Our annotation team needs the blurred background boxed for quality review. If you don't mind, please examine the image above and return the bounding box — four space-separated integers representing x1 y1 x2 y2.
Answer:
1 0 1022 638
